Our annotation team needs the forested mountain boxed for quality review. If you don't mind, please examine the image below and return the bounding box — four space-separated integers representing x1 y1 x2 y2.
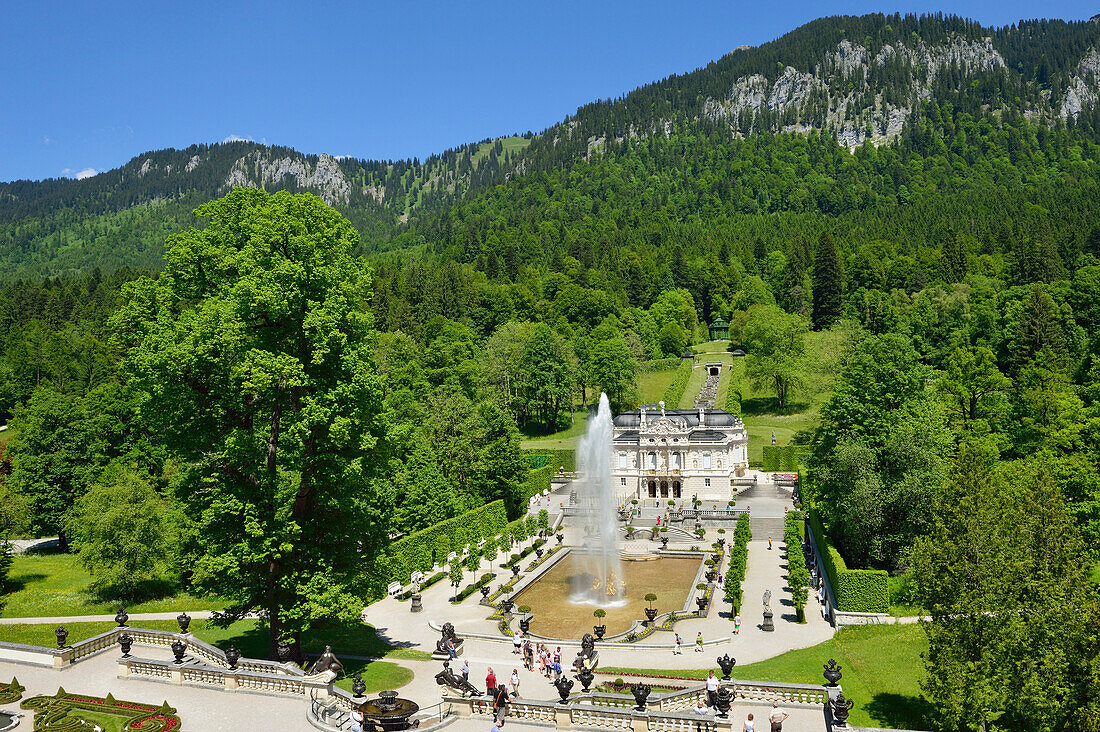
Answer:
2 13 1099 281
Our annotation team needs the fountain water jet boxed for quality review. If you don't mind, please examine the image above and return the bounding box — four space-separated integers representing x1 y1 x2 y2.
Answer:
571 393 625 606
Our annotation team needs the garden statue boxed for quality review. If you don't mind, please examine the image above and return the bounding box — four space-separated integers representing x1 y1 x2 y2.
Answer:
54 626 68 648
308 645 345 675
500 598 515 614
716 653 736 680
176 612 191 633
832 693 854 727
630 682 651 711
762 589 771 612
715 686 733 718
435 659 481 697
573 633 599 672
171 638 186 664
352 672 366 697
115 607 129 627
518 614 532 633
434 622 463 656
762 589 774 632
554 676 574 703
577 666 594 692
224 645 241 669
118 632 132 657
823 659 842 686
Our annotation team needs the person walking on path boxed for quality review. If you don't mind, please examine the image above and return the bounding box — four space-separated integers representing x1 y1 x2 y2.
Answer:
446 636 457 659
695 632 704 652
492 684 509 724
705 671 719 708
513 631 522 654
510 668 521 698
485 667 497 694
490 718 505 732
461 659 469 682
769 701 789 732
674 633 682 654
734 614 741 634
768 537 773 550
743 713 755 732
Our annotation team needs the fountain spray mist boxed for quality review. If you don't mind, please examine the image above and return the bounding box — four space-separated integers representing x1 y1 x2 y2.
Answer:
573 393 625 605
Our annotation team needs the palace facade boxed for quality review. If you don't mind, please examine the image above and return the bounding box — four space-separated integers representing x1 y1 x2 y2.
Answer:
611 403 749 502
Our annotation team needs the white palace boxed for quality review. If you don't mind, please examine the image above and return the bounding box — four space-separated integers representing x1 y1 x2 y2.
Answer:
611 401 749 502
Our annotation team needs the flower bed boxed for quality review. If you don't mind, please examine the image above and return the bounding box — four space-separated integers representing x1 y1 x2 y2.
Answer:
22 688 182 730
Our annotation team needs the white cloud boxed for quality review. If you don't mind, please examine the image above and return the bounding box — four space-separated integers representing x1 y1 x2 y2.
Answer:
61 167 100 180
221 134 253 143
42 135 51 145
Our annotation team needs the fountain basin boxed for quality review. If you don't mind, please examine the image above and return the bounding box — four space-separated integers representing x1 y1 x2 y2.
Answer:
360 690 419 731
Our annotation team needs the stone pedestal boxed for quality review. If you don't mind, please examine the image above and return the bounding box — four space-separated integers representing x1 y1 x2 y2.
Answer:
554 706 572 727
762 610 774 632
431 640 464 661
410 593 422 613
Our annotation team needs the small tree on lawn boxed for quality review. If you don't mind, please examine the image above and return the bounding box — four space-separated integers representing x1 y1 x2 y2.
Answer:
448 560 463 602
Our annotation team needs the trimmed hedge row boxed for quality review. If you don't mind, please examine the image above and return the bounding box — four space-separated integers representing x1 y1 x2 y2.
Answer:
520 465 555 503
523 449 575 473
762 446 805 472
723 513 752 613
807 510 889 614
379 501 509 591
663 360 693 407
784 510 809 622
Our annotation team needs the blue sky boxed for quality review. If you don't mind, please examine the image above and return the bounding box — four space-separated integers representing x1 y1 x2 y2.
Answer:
1 0 1096 182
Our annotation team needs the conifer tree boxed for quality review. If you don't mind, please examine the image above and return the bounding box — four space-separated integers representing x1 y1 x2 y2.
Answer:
811 232 842 330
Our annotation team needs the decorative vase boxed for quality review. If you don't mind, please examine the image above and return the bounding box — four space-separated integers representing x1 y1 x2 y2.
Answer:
176 612 191 633
54 626 68 648
593 625 606 640
171 638 186 664
225 645 241 669
823 658 842 686
119 632 132 657
115 607 128 627
554 676 574 704
716 653 736 680
630 683 651 711
352 672 366 697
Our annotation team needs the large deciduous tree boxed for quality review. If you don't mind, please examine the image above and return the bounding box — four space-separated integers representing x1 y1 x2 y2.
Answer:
113 188 388 659
742 304 808 408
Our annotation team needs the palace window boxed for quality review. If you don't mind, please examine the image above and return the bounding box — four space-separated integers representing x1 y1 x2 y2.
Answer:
703 454 712 469
620 477 627 487
618 453 627 469
705 478 711 487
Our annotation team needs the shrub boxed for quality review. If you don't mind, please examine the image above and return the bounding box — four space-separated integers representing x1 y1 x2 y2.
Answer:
724 513 752 613
521 465 555 504
644 593 658 604
538 509 549 529
518 605 532 614
593 609 606 619
784 511 808 622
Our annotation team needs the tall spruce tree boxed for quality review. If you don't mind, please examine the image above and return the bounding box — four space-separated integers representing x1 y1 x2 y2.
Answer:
811 232 843 330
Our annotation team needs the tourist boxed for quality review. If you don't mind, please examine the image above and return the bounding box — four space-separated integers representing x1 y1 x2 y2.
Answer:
734 614 741 634
554 646 562 665
744 712 755 732
461 658 470 681
486 667 497 694
693 696 710 732
552 658 562 680
510 668 521 698
349 703 365 732
490 718 505 732
446 636 457 659
769 701 789 732
513 631 522 654
706 671 719 708
768 537 773 550
673 633 682 655
695 632 704 652
492 683 509 723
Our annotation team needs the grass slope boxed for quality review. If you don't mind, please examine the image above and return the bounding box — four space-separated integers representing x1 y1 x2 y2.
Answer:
603 624 931 730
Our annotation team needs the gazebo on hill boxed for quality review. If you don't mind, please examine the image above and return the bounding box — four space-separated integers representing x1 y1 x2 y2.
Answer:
708 316 730 341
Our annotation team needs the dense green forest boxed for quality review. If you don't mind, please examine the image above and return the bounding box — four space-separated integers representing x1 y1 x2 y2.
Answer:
0 12 1099 725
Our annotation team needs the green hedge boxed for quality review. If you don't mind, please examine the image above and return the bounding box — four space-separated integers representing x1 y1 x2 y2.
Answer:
762 445 805 472
373 501 508 593
784 511 809 621
640 357 681 372
723 513 752 613
663 360 692 406
524 449 575 473
807 511 889 614
521 465 555 503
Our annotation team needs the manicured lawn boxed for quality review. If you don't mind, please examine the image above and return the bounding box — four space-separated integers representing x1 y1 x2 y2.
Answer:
520 410 589 450
638 367 679 404
0 617 429 664
1 551 219 618
602 624 932 730
334 659 415 694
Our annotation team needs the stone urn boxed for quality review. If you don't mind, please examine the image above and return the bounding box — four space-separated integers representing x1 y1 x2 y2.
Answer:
479 585 491 599
593 625 606 640
176 612 191 633
225 645 241 669
696 596 708 612
277 639 293 662
630 682 651 711
118 632 132 657
715 685 733 718
660 536 669 549
554 676 574 704
519 615 532 633
115 607 129 627
352 671 366 697
716 538 726 548
711 552 722 564
54 626 68 649
832 693 854 727
644 607 658 624
705 570 717 582
823 658 843 686
171 638 187 664
556 534 563 544
500 598 514 615
535 548 544 559
578 667 594 692
511 564 520 578
410 592 423 613
716 653 736 680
